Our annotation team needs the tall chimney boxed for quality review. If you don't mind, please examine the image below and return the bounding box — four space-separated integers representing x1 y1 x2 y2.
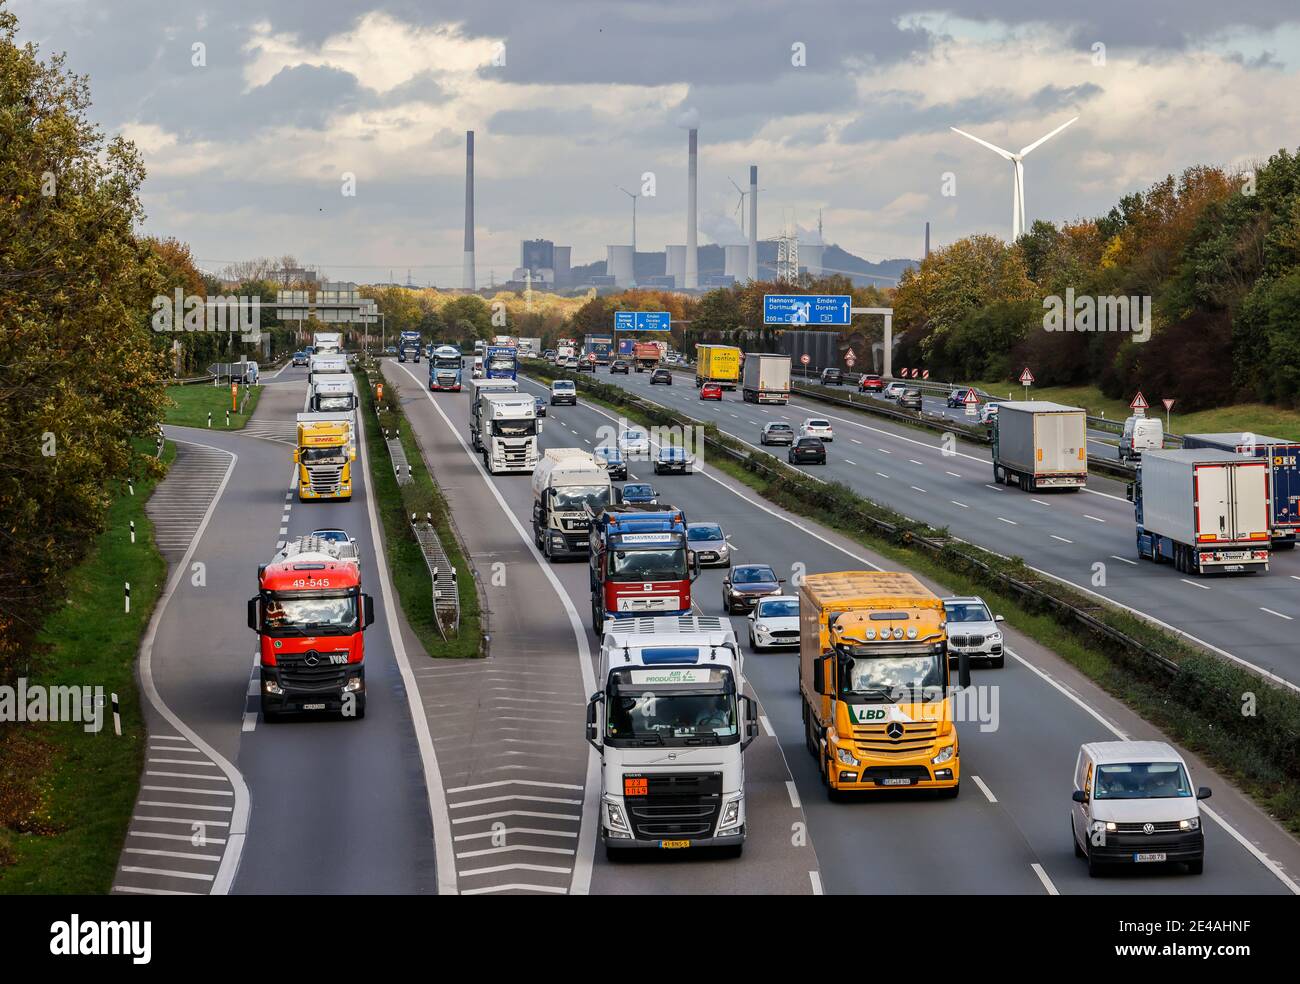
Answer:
747 165 758 283
685 129 698 289
463 130 475 290
924 221 931 260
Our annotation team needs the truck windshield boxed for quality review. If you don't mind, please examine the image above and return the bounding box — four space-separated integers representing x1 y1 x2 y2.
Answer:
838 650 946 701
488 357 515 372
262 592 358 636
608 547 687 582
553 486 610 512
492 419 536 437
607 690 737 743
435 357 461 369
315 396 353 412
1094 762 1192 800
301 446 345 464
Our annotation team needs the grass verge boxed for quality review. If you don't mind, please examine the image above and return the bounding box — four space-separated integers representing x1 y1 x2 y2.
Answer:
530 364 1300 836
355 366 482 659
0 442 176 893
165 382 262 429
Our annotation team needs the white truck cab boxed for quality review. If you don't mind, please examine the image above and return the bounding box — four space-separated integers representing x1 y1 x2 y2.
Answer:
1070 740 1210 876
531 449 612 560
478 391 541 474
586 615 757 860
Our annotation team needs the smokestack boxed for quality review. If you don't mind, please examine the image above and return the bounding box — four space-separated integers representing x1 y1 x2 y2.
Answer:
685 129 698 289
924 221 930 260
463 130 475 290
747 165 758 283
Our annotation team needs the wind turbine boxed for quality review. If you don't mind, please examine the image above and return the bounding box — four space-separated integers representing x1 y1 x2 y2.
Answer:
729 178 749 238
949 116 1078 240
617 185 638 286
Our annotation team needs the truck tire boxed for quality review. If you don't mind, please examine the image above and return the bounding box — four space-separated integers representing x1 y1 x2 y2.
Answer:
993 464 1005 484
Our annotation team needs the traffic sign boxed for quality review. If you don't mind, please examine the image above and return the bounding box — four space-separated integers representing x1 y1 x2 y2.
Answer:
898 367 907 377
922 369 929 380
844 349 857 368
588 352 597 362
964 388 979 416
615 311 671 332
1162 398 1175 412
1019 367 1035 386
763 294 852 326
1130 391 1149 414
799 354 811 365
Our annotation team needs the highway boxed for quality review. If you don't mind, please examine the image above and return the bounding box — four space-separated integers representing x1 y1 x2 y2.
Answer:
385 359 1300 895
112 367 440 895
584 364 1300 690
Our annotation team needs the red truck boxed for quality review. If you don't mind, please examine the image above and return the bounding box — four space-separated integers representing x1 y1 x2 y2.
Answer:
587 504 698 632
633 341 663 373
247 536 375 720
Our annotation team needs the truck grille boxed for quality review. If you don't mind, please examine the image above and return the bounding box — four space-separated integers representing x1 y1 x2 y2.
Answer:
853 722 939 755
625 772 722 839
275 651 351 692
308 466 343 493
502 445 529 465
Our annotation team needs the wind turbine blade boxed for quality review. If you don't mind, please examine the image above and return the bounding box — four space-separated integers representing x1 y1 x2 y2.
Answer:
950 126 1015 160
1019 116 1078 156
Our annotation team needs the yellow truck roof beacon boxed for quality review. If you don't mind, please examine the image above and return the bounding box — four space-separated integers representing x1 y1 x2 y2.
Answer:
799 571 970 799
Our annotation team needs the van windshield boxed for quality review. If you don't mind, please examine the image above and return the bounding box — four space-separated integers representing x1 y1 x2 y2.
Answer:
1094 762 1192 799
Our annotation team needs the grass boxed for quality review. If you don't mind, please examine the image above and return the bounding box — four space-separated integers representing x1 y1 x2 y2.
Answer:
164 382 262 430
355 366 482 659
534 365 1300 836
0 442 175 893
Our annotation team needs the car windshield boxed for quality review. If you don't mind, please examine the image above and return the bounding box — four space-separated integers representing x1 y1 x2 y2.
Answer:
840 652 945 698
262 592 358 636
688 525 722 542
622 484 652 498
553 486 610 512
606 690 737 742
623 430 647 442
758 599 799 618
945 602 992 623
595 448 622 461
312 531 348 543
609 547 687 581
1094 762 1193 800
732 567 775 585
660 448 685 459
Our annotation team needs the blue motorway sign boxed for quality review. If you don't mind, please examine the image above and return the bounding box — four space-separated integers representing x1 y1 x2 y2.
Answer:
614 311 672 332
763 294 852 326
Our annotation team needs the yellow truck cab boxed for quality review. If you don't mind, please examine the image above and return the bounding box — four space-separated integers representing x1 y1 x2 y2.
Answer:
295 412 355 501
799 571 970 799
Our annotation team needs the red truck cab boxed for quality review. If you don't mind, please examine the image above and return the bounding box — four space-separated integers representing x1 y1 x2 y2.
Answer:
248 539 375 720
588 504 698 632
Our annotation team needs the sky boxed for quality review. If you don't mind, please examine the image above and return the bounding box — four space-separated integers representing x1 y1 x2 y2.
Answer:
12 1 1300 285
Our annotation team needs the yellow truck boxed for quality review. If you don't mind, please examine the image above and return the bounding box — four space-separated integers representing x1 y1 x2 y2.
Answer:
295 412 356 501
694 344 742 391
799 571 970 799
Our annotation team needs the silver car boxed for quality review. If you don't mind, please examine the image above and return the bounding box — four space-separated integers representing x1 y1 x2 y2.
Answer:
686 522 731 567
943 596 1005 668
760 421 795 446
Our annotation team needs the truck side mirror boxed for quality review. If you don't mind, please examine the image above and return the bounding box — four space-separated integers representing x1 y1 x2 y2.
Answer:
293 449 300 463
740 694 758 750
1072 789 1088 803
957 649 971 689
691 553 701 580
247 597 259 631
585 693 603 753
1125 482 1134 501
363 594 375 628
812 653 831 695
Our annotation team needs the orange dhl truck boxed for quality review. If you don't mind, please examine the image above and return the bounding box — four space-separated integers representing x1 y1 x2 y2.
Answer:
247 535 375 720
799 571 970 798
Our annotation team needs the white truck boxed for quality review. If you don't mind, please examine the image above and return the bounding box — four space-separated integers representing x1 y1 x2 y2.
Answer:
478 391 541 474
585 615 757 860
741 353 791 404
992 401 1088 491
468 378 519 451
308 353 348 386
531 449 613 560
1132 449 1272 574
312 331 343 354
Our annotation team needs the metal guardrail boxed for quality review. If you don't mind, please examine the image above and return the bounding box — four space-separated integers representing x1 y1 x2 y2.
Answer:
411 516 459 639
385 431 413 485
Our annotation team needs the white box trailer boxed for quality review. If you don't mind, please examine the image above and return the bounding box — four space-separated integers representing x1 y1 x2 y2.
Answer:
992 401 1088 491
468 378 519 450
1133 449 1271 574
741 353 791 404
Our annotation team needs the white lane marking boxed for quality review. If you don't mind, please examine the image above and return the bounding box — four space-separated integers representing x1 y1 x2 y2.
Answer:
971 775 998 803
809 871 824 895
1031 863 1059 896
1110 555 1138 565
1261 607 1293 620
1032 498 1051 506
844 459 856 465
1084 514 1106 523
1292 575 1300 581
785 780 801 809
909 459 923 465
397 362 599 896
356 398 456 895
1050 535 1073 544
119 866 214 882
447 779 583 794
997 517 1017 525
851 439 862 445
1181 579 1210 590
911 486 928 494
985 484 1003 492
136 437 249 896
951 500 968 508
759 715 775 737
947 471 962 478
878 448 892 454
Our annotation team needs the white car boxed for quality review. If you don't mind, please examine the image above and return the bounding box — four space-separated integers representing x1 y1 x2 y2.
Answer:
978 402 1001 425
942 596 1005 668
883 382 907 400
748 595 800 650
307 528 360 566
618 427 651 456
799 417 834 442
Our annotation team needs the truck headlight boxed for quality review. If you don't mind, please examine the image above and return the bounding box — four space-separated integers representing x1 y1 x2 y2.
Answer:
605 801 630 833
717 796 744 832
263 680 283 695
1180 817 1200 831
836 746 860 767
344 676 364 693
931 744 954 765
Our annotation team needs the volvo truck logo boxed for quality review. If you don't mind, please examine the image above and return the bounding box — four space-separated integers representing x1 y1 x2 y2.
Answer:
887 722 905 740
303 651 320 666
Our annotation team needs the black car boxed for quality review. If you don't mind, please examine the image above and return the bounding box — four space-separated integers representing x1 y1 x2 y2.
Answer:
946 388 966 408
594 446 628 480
292 351 308 367
722 564 784 614
650 368 673 385
534 396 547 417
899 388 923 410
610 360 631 374
788 437 826 464
654 446 694 475
819 367 843 386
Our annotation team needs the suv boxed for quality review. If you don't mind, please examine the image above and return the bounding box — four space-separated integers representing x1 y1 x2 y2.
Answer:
650 367 673 386
942 596 1005 668
788 436 826 465
858 374 883 393
946 388 967 408
799 417 834 442
819 367 843 386
292 351 309 367
899 388 923 410
550 380 577 405
883 382 906 400
760 421 795 446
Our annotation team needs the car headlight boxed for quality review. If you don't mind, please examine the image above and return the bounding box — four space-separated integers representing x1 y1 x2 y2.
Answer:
1180 817 1200 831
836 746 860 767
931 744 954 765
717 796 744 832
989 631 1002 642
1091 820 1116 833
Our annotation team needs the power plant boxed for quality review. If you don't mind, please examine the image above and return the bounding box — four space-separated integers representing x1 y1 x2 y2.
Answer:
685 128 699 289
463 130 475 290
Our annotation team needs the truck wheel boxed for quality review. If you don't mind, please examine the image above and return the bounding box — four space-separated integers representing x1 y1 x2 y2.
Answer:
993 465 1005 484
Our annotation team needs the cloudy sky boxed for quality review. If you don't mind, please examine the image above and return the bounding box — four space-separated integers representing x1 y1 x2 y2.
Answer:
13 1 1300 284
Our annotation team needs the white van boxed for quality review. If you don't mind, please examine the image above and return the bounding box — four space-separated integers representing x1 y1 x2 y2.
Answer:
1070 740 1210 876
1119 415 1163 461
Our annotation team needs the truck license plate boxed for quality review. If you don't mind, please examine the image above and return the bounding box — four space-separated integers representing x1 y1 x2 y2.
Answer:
302 703 326 711
660 840 691 849
1133 852 1167 863
880 777 915 786
575 540 588 546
